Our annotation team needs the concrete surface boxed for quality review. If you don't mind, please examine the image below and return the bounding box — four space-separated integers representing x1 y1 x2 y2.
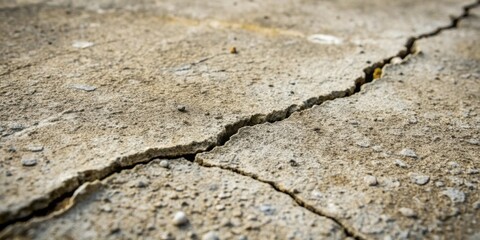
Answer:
0 0 479 239
198 8 480 239
1 159 346 239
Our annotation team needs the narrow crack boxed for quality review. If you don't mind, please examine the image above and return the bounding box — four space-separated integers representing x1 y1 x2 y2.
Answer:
1 1 479 235
195 161 366 239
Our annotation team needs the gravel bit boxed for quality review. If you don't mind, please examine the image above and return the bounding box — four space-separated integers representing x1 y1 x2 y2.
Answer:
202 231 220 240
409 173 430 185
159 160 170 168
399 148 418 158
364 175 378 186
21 158 37 166
441 188 465 203
398 207 417 218
172 211 188 226
394 159 408 168
176 105 187 112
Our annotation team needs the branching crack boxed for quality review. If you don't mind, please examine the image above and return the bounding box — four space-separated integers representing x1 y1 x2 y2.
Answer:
1 1 479 237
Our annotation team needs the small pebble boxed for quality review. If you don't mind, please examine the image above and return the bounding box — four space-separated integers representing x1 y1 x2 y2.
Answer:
394 159 408 168
160 160 169 168
100 204 112 213
176 105 187 112
27 145 44 152
409 173 430 185
218 192 231 199
72 41 94 49
21 158 37 166
435 181 445 187
172 211 188 226
441 188 465 203
356 140 370 148
136 180 148 188
466 139 479 145
10 123 25 131
364 175 378 186
398 207 417 218
372 145 382 152
71 84 96 92
399 148 418 158
391 57 402 64
473 201 480 210
202 231 220 240
259 204 276 215
466 168 479 175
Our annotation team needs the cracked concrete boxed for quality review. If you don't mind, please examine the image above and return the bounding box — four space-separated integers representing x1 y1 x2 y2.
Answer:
198 8 480 239
1 0 474 226
1 159 347 239
1 0 479 239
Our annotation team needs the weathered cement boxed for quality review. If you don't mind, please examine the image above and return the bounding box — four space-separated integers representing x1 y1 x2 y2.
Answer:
1 0 474 225
198 8 480 240
1 159 347 240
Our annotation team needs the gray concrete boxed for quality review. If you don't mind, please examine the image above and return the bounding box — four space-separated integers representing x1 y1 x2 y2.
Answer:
198 9 480 239
0 0 479 239
1 159 346 239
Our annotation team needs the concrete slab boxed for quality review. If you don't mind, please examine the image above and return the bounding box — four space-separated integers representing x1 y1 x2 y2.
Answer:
1 159 346 239
198 9 480 239
0 0 475 227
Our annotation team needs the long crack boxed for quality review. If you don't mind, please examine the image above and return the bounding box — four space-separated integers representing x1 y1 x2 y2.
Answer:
1 0 479 236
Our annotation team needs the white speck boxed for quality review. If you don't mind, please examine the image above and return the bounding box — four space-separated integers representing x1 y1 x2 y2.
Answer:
172 211 188 226
409 173 430 185
71 84 97 92
310 190 323 199
72 41 94 49
466 139 479 145
390 57 403 64
398 207 416 218
356 140 370 148
435 181 445 187
372 145 382 152
394 159 408 168
364 175 378 186
22 158 37 166
27 145 44 152
399 148 418 158
307 34 343 45
159 160 169 168
202 231 220 240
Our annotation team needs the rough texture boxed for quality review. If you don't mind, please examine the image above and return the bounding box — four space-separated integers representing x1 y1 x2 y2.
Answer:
1 159 346 240
198 9 480 240
0 0 474 224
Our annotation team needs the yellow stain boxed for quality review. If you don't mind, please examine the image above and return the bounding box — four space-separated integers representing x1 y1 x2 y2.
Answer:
164 15 304 38
373 68 382 80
